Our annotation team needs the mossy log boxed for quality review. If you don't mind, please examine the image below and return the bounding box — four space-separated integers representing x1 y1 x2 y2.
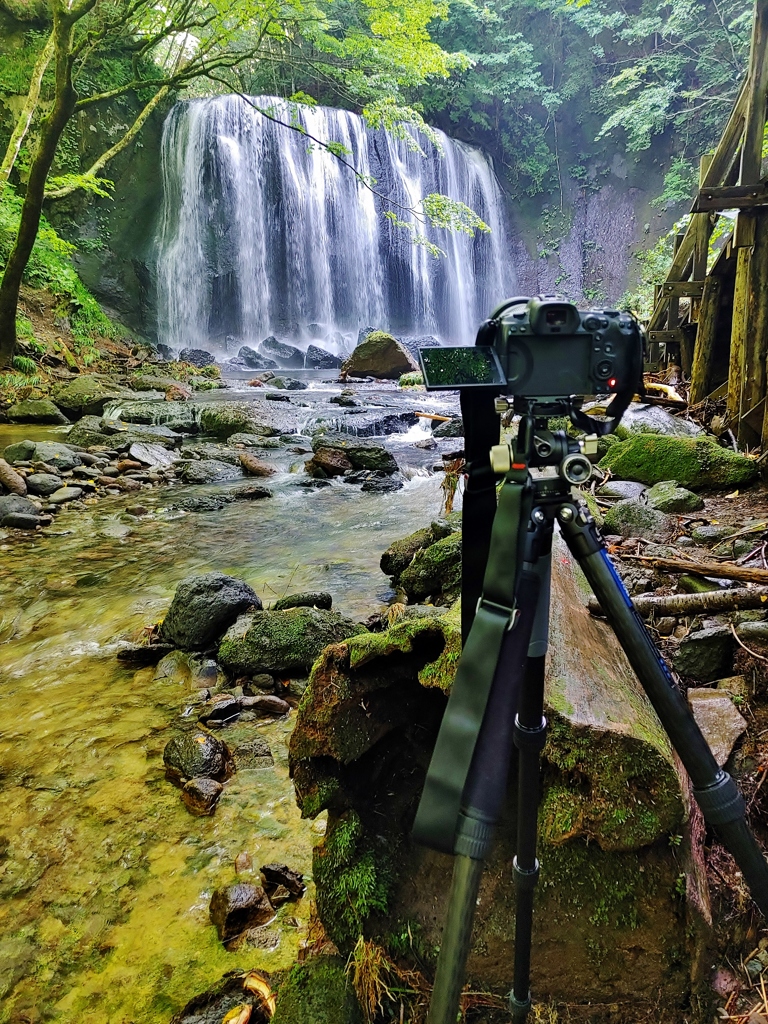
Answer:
289 536 710 1013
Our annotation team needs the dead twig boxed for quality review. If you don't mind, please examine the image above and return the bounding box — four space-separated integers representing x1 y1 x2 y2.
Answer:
730 623 768 663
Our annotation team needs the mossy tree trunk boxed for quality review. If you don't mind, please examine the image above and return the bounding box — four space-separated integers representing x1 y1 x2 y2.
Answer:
0 0 86 367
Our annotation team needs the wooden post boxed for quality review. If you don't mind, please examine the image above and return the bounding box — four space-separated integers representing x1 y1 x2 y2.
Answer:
728 244 752 429
689 275 722 405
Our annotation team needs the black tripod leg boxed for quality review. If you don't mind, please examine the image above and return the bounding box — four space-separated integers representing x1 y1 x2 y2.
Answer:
427 565 542 1024
560 504 768 918
510 533 552 1022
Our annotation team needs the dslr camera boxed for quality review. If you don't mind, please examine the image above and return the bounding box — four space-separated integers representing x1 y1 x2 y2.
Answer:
419 295 643 401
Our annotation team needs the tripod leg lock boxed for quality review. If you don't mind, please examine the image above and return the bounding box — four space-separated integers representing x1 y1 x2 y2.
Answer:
509 990 532 1022
514 715 548 751
513 855 540 891
454 810 495 860
694 771 746 826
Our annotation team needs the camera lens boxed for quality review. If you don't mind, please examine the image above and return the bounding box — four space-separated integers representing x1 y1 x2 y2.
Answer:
595 359 612 379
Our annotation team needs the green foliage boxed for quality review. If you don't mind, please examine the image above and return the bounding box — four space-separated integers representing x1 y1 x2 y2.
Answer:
651 158 698 210
0 185 121 347
11 354 35 374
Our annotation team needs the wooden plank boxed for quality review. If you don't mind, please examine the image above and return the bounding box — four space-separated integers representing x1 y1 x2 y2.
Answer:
695 184 768 211
738 211 768 447
702 78 749 188
727 244 752 426
648 329 684 344
739 0 768 186
689 275 723 405
662 281 705 297
692 156 714 287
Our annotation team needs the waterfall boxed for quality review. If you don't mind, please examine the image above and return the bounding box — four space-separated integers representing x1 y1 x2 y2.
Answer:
156 95 515 353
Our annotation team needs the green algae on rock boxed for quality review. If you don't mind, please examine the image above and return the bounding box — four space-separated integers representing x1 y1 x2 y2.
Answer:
198 403 280 439
271 957 364 1024
341 331 415 379
645 480 704 513
603 497 675 541
398 531 462 602
52 374 133 416
6 398 70 424
598 434 758 489
218 607 366 676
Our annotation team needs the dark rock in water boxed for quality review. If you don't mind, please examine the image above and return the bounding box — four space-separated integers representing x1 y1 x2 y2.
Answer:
209 883 275 944
228 433 283 449
0 457 27 495
163 730 233 784
0 494 39 520
199 694 241 726
219 607 366 675
265 392 291 402
155 343 175 361
181 777 223 816
305 344 342 369
433 417 463 438
169 970 275 1024
48 485 84 505
6 398 69 424
3 439 36 463
29 441 81 471
389 530 462 603
179 348 216 367
233 737 274 770
307 448 352 477
168 494 235 513
342 331 416 379
116 642 175 666
329 390 358 408
261 862 306 896
270 376 307 391
161 572 262 650
260 337 304 368
673 626 733 682
238 345 264 368
25 473 63 497
239 452 275 477
0 512 40 530
297 478 331 488
360 472 404 493
311 431 398 473
232 484 272 501
175 459 241 485
307 323 325 338
239 694 290 716
198 404 280 439
273 591 332 611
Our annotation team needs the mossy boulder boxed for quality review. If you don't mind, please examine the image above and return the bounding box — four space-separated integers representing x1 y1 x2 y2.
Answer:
398 531 462 602
272 958 363 1024
341 331 416 379
311 431 398 473
398 371 424 387
603 498 676 541
6 399 69 424
52 374 132 416
218 607 367 676
598 434 758 489
645 480 704 513
160 572 262 650
198 403 280 439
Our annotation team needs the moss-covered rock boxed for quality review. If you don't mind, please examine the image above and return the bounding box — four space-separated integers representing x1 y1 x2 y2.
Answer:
272 957 363 1024
379 520 457 580
6 398 69 424
603 497 676 541
598 434 758 489
398 531 462 602
51 375 132 416
341 331 416 379
645 480 704 513
398 371 424 387
311 431 398 473
218 607 367 676
198 404 280 439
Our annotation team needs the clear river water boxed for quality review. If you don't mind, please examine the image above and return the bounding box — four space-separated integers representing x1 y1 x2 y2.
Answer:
0 391 454 1022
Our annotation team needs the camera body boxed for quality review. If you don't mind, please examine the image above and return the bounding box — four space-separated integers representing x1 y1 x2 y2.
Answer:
419 296 643 400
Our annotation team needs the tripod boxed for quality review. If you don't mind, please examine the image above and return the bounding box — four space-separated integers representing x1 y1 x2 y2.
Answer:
414 404 768 1024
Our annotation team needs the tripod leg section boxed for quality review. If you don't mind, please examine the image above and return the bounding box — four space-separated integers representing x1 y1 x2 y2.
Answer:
427 856 484 1024
560 503 768 919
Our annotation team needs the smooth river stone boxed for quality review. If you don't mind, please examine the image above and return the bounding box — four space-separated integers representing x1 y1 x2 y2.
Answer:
26 473 63 497
48 486 84 504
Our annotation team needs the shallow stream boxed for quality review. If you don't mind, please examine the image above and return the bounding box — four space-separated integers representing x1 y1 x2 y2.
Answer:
0 390 453 1022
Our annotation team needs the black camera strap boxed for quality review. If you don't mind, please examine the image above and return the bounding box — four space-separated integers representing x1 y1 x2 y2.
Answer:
412 454 532 855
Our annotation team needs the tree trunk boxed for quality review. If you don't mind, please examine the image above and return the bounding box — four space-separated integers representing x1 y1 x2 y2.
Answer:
0 32 55 187
0 12 76 368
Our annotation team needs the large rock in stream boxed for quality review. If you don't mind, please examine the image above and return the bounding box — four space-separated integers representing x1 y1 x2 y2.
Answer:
161 573 262 650
598 434 757 489
288 534 710 1014
341 331 416 379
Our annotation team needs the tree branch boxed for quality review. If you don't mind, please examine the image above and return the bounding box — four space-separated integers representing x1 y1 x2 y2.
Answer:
0 31 54 187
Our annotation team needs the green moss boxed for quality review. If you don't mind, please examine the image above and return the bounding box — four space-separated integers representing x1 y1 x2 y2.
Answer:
579 489 604 528
598 433 758 489
272 957 364 1024
398 371 424 387
313 810 393 948
398 532 462 601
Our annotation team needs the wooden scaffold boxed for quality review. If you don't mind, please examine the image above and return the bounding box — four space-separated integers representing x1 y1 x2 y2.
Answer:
646 0 768 457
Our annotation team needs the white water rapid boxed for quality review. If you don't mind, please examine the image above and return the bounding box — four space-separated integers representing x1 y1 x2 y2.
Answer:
156 95 515 354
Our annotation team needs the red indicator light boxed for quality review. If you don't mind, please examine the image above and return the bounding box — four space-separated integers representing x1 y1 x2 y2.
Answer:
608 377 618 389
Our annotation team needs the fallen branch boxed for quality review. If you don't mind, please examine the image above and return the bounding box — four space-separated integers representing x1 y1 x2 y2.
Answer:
588 587 768 619
415 412 451 422
730 623 768 663
623 555 768 586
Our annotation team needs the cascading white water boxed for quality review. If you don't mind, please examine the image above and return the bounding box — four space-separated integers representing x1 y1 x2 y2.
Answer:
156 95 515 353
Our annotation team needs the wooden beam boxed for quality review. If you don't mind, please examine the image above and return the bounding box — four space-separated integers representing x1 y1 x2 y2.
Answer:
661 281 706 297
694 183 768 211
689 275 723 405
702 78 749 189
727 245 753 428
647 329 684 345
739 0 768 187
